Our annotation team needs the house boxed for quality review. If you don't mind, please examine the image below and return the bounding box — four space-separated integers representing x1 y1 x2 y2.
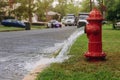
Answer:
46 11 61 21
2 0 61 22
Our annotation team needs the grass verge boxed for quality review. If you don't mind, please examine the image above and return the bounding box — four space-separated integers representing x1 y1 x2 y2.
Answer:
31 25 47 30
0 25 47 32
0 25 24 32
36 24 120 80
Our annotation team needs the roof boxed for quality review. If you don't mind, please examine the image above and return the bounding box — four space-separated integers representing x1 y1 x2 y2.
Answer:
46 11 61 16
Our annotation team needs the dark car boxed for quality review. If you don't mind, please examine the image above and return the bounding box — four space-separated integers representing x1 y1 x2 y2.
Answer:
1 19 26 28
47 20 62 28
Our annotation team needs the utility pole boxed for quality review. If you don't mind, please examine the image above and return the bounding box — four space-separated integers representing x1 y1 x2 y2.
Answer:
9 0 13 8
26 0 32 30
8 0 14 16
99 0 103 14
90 0 92 11
102 0 106 18
100 0 106 17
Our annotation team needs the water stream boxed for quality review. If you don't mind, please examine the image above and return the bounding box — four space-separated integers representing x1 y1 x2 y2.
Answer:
24 27 84 71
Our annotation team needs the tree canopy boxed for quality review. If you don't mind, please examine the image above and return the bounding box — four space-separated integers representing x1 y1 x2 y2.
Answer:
104 0 120 21
1 0 120 22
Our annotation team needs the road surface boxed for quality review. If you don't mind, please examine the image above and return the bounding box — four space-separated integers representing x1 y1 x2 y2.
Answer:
0 26 82 80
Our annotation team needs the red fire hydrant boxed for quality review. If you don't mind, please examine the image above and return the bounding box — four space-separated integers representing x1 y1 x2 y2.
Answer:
84 8 106 61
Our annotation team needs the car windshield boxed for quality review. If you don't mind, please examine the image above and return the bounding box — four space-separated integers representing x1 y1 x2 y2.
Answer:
6 19 17 22
79 15 88 20
50 20 58 23
66 16 75 19
63 16 66 19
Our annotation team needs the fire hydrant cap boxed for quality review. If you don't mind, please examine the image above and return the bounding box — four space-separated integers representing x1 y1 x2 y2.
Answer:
87 8 103 20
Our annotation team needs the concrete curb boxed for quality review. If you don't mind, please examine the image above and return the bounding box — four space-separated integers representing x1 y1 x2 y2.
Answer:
22 64 47 80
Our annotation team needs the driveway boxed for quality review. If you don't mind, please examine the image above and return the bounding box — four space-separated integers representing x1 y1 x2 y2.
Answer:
0 26 83 80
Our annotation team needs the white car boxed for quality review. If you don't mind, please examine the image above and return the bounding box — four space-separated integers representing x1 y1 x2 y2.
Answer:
77 13 89 28
113 21 120 29
64 16 75 26
61 16 66 24
47 20 62 28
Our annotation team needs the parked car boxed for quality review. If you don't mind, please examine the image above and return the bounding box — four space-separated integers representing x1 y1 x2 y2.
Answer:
1 19 26 28
77 13 89 28
47 20 62 28
64 16 76 26
113 21 120 29
61 16 66 24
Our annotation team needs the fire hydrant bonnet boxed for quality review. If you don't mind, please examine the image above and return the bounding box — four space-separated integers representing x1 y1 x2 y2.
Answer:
87 8 103 21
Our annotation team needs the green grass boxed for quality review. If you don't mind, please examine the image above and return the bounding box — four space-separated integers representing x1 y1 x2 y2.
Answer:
31 25 47 30
36 24 120 80
0 25 24 32
0 25 47 32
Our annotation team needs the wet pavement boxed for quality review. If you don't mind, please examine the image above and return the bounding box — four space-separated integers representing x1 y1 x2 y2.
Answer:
0 26 80 80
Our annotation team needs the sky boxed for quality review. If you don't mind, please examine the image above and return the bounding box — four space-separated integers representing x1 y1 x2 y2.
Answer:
52 0 82 7
52 0 98 7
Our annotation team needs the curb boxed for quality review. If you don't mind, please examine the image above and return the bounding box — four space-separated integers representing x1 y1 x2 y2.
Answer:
22 64 47 80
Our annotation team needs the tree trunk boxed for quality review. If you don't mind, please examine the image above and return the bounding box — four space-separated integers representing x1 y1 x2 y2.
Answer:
26 0 32 30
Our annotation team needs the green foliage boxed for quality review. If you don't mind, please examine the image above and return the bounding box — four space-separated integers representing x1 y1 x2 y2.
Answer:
13 5 28 20
0 1 8 21
80 0 91 12
66 3 81 16
36 0 54 21
53 0 67 17
0 1 8 11
13 0 36 20
4 0 120 22
53 0 81 18
105 0 120 21
36 24 120 80
80 0 120 21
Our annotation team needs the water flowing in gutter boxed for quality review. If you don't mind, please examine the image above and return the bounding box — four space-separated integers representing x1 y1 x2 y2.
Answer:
24 27 84 71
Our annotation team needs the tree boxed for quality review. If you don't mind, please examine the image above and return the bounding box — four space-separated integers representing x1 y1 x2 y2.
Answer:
80 0 91 12
36 0 54 21
0 0 8 14
53 0 67 17
66 2 81 16
13 0 36 30
105 0 120 21
0 1 8 11
0 1 8 21
96 0 120 21
53 0 81 19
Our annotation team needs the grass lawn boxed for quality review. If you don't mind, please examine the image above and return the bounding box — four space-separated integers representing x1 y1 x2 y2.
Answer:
0 25 24 32
0 25 47 32
36 24 120 80
31 25 47 30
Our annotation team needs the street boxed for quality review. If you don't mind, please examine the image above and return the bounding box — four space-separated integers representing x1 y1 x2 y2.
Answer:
0 26 83 80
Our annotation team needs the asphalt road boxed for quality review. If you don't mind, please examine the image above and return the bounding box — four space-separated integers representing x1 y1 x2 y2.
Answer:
0 26 80 80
